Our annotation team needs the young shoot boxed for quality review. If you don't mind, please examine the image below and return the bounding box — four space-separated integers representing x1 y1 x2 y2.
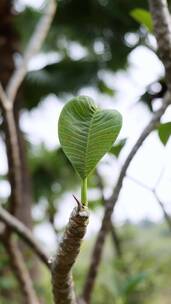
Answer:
58 96 122 207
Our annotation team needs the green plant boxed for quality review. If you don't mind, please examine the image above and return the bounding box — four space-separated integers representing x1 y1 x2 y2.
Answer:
130 8 153 32
58 96 122 206
157 122 171 145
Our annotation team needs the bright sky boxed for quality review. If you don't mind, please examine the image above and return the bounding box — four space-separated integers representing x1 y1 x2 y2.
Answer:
1 0 171 247
16 0 45 9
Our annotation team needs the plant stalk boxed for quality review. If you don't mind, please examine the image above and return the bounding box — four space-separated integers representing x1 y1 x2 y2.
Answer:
81 178 87 206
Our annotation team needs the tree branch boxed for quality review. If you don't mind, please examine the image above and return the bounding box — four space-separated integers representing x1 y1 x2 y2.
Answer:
127 175 171 231
96 170 123 258
4 238 40 304
148 0 171 90
110 222 123 258
0 0 57 216
0 206 49 268
52 203 89 304
0 83 11 110
0 1 57 302
3 108 24 216
126 174 152 192
153 189 171 230
82 93 171 303
0 82 24 219
6 0 57 104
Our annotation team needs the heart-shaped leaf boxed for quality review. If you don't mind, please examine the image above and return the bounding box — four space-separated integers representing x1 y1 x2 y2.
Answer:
58 96 122 179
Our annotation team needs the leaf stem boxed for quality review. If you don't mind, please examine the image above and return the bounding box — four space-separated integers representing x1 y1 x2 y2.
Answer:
81 178 87 206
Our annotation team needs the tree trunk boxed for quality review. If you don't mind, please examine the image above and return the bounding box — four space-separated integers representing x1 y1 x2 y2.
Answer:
0 0 33 229
0 0 37 299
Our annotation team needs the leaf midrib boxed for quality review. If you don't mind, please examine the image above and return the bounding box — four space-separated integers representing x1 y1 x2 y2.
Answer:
84 107 99 177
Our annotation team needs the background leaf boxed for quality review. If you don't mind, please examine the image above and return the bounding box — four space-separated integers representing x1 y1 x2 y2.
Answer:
109 139 127 158
130 9 153 32
158 122 171 145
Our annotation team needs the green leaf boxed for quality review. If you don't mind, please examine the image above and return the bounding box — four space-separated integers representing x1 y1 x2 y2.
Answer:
158 122 171 145
97 80 115 96
130 9 153 32
58 96 122 180
109 138 127 158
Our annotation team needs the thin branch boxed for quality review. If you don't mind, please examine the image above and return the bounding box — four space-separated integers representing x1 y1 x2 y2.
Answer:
110 222 123 258
96 170 123 258
0 83 12 111
127 175 171 231
152 189 171 230
126 174 152 192
4 238 40 304
148 0 171 90
6 0 57 104
154 165 166 189
3 108 23 216
82 93 171 303
52 204 89 304
0 206 49 268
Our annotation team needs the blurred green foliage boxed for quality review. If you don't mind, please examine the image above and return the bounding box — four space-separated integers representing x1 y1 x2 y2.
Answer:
1 207 171 304
14 0 151 108
74 222 171 304
130 8 153 32
30 222 171 304
29 145 79 202
0 0 171 302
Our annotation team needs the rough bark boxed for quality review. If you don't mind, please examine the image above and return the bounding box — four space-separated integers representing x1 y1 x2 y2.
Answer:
148 0 171 90
52 203 89 304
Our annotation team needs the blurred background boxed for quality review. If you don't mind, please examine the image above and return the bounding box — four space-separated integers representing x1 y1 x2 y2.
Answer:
0 0 171 303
